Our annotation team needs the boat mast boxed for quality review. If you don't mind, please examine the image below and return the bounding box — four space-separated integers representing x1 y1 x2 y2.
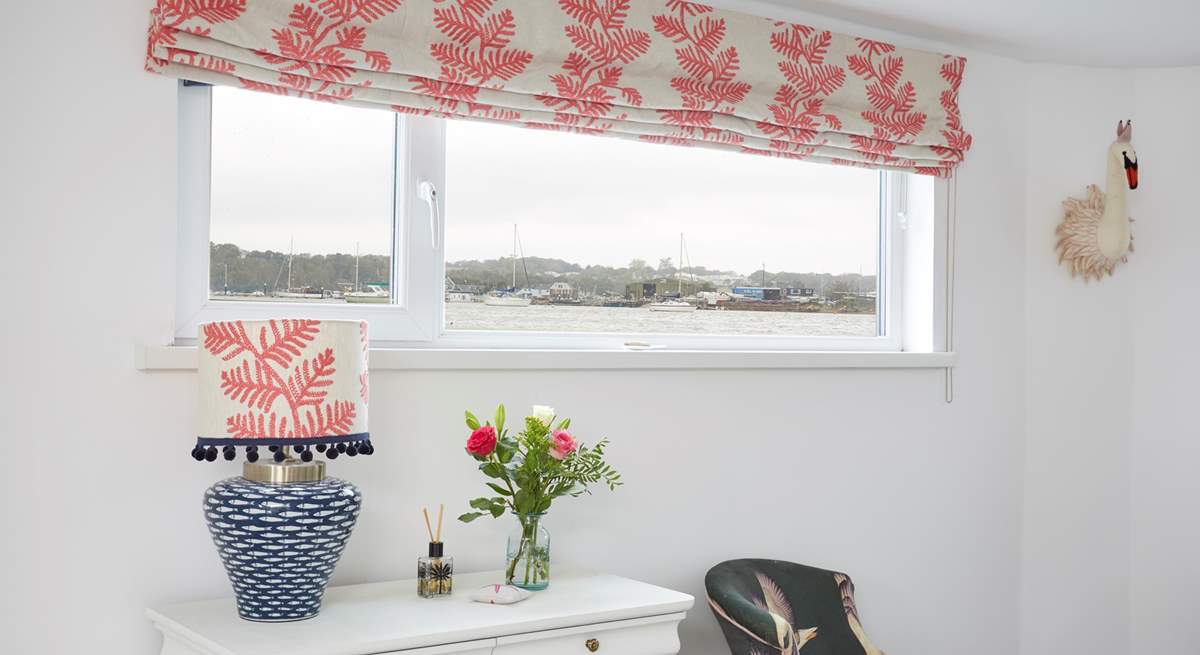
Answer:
512 224 518 291
287 236 294 291
678 233 683 295
354 242 360 292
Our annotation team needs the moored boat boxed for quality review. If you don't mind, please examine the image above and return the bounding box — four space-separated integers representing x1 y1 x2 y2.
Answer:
648 299 696 312
345 284 389 303
484 294 532 307
487 224 532 308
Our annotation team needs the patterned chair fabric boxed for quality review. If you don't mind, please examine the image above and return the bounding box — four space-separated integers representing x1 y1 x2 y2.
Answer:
705 559 885 655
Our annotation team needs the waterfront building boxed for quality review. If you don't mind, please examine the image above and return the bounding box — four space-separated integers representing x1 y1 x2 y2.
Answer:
731 287 783 301
549 281 575 300
626 282 657 301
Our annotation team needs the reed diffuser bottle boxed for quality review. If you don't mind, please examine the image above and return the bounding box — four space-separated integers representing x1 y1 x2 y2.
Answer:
417 505 453 598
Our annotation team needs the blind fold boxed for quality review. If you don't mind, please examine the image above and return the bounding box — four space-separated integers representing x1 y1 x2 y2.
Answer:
147 0 972 176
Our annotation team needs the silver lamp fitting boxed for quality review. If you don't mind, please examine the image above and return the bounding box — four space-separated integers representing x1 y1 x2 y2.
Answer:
242 447 326 483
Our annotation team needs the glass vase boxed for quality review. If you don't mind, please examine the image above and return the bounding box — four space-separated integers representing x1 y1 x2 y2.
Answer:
506 512 550 590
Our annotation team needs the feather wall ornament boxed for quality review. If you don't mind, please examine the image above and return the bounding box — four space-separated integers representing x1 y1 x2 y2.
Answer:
1056 120 1139 281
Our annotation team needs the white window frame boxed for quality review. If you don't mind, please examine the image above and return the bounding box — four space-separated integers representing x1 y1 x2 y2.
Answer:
175 82 445 344
176 83 941 354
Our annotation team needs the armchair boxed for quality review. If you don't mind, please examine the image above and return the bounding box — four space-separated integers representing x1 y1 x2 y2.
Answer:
705 559 884 655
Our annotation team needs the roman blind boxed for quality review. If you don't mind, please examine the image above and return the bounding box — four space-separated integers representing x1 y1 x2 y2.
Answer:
146 0 972 176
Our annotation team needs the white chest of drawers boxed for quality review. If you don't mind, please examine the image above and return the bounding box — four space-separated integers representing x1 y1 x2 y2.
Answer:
147 571 694 655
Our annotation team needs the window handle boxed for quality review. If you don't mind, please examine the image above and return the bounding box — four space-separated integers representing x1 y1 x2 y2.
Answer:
417 181 440 249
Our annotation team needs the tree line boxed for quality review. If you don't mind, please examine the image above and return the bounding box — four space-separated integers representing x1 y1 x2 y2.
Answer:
209 243 877 298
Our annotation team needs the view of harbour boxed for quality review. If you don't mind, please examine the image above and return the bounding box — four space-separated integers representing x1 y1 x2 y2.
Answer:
208 233 880 338
206 107 885 340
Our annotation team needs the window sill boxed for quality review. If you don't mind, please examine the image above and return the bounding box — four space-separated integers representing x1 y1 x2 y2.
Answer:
135 344 956 371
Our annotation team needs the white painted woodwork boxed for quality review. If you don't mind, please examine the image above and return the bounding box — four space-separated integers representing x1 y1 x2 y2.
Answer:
492 614 685 655
135 343 957 371
147 571 693 655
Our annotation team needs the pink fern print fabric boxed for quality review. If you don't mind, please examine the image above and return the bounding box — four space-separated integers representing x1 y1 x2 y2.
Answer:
195 319 371 461
146 0 972 175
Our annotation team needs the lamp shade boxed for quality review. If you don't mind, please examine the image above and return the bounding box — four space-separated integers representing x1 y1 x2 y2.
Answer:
193 319 371 462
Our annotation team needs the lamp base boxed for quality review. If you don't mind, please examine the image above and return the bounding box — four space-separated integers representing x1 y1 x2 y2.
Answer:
203 475 361 622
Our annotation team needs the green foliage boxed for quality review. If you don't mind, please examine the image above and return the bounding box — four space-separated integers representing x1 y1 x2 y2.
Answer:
211 242 879 300
457 404 622 523
209 243 390 294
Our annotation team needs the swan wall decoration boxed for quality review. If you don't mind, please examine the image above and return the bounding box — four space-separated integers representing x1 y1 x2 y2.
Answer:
1056 120 1139 281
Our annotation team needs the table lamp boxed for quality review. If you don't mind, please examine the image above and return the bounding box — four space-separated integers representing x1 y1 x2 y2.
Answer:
193 319 372 622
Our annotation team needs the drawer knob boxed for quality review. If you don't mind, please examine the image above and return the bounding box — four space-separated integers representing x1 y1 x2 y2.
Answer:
585 638 600 652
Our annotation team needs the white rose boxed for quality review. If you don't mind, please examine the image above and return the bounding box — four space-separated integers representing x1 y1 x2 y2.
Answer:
531 405 556 425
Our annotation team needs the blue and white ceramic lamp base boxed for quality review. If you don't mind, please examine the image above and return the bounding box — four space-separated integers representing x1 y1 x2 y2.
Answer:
203 476 362 622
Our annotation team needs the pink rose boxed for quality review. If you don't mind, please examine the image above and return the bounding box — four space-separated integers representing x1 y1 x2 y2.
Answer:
549 430 578 461
466 426 497 456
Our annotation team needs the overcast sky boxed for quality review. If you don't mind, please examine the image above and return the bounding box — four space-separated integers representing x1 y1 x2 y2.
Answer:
211 88 879 276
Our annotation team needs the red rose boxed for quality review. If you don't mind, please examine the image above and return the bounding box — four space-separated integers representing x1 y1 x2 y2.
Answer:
466 425 497 456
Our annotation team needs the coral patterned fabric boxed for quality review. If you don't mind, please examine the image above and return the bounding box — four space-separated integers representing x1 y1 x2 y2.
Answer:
197 319 369 444
146 0 972 176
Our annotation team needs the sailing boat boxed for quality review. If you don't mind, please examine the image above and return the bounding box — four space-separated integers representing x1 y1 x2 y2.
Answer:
649 233 697 312
276 236 322 299
485 224 533 307
345 242 389 303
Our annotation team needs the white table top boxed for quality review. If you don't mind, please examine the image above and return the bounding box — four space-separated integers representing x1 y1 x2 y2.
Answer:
147 570 694 655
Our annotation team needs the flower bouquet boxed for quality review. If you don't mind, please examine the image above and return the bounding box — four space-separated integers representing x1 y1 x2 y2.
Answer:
459 405 621 590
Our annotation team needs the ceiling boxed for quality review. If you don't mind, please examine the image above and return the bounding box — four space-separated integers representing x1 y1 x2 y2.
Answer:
740 0 1200 67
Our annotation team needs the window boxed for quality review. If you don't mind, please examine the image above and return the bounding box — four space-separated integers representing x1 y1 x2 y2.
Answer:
445 120 884 341
208 87 394 303
178 84 935 352
176 83 442 342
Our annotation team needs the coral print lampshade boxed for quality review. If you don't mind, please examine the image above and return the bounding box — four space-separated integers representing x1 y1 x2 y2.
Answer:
192 319 372 463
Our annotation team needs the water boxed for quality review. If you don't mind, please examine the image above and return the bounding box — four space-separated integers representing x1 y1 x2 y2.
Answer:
445 302 876 337
212 295 878 337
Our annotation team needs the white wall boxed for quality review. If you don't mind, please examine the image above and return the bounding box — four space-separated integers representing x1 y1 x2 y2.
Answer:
1018 64 1200 655
1128 66 1200 654
20 2 1175 655
1020 66 1136 655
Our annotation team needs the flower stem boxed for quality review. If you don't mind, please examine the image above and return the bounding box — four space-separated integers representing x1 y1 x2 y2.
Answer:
506 536 525 585
523 517 537 585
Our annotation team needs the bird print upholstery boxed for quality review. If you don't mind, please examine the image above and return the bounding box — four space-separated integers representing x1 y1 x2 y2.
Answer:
705 559 885 655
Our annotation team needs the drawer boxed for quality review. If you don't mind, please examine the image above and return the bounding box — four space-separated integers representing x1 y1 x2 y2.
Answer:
389 638 497 655
493 613 685 655
390 639 497 655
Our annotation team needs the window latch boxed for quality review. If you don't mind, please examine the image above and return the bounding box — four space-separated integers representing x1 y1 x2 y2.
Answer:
417 181 440 249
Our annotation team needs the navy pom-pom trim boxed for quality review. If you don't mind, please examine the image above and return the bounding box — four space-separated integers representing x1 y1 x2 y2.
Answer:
192 435 374 462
